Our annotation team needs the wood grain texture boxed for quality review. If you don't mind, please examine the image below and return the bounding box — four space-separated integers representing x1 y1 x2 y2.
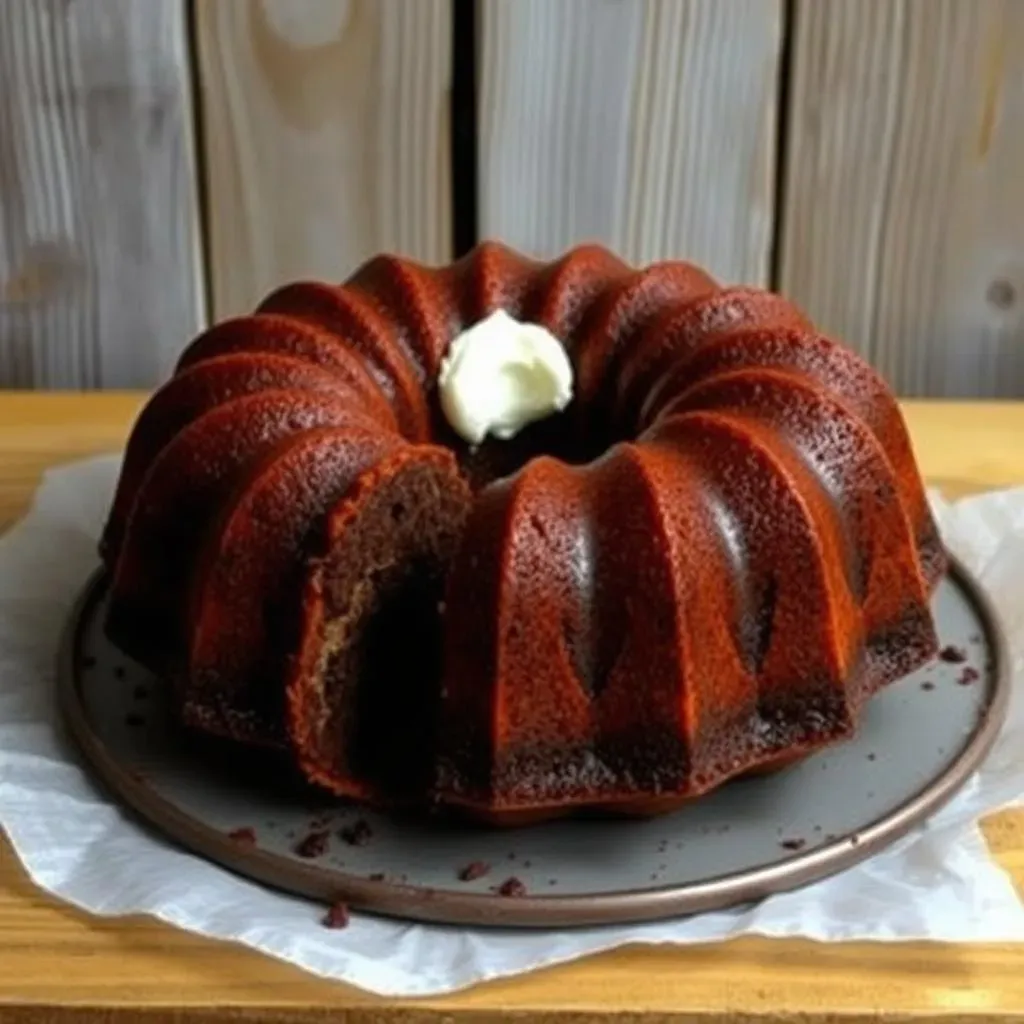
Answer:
0 0 204 388
477 0 783 284
778 0 1024 398
196 0 453 320
2 395 1024 1022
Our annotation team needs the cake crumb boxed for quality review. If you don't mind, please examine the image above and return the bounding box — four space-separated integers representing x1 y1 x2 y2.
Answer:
125 712 145 727
780 838 806 851
295 830 330 859
340 819 373 846
458 861 491 882
867 752 877 761
958 666 980 686
322 901 350 929
132 684 149 700
920 681 935 691
114 665 126 680
939 644 967 664
227 827 257 847
496 876 527 898
368 872 387 882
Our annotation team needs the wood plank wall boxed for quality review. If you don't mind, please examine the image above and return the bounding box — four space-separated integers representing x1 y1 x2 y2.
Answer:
477 0 783 286
0 0 203 388
778 0 1024 398
196 0 453 321
0 0 1023 397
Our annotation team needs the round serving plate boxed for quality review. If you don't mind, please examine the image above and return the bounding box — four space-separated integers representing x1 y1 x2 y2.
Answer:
57 559 1009 929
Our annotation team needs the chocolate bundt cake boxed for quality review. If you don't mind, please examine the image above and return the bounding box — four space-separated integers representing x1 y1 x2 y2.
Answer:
101 241 946 824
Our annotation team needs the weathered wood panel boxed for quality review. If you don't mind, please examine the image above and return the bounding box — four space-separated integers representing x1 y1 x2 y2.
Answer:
0 0 204 389
196 0 453 320
477 0 783 285
778 0 1024 397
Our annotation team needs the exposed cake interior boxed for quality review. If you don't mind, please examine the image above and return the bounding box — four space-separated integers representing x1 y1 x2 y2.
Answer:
286 453 472 805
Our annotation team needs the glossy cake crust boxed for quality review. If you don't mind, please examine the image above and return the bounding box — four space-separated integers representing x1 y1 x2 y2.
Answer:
101 241 946 824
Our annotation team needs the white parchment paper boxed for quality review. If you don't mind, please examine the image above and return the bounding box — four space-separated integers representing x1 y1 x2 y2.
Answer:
2 454 1024 996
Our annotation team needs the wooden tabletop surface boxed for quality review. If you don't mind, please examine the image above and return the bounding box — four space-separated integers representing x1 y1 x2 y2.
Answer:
2 393 1024 1023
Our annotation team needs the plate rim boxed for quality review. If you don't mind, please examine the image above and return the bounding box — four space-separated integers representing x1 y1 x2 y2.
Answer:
56 557 1011 929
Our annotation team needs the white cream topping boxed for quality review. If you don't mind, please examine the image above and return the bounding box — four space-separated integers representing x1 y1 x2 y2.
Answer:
438 309 574 445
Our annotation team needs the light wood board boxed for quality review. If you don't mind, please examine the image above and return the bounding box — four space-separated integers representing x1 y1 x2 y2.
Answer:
2 395 1024 1022
0 0 204 388
195 0 453 320
477 0 783 285
777 0 1024 398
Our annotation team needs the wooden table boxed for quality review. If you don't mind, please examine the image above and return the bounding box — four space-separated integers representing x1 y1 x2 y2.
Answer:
2 394 1024 1023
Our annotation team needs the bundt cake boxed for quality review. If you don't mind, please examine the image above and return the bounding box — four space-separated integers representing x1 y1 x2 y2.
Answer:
100 241 946 824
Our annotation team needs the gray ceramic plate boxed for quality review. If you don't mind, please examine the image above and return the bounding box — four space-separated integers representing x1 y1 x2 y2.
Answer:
58 559 1008 928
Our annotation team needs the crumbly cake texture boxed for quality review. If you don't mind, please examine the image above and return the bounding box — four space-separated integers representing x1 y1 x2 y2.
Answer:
101 241 945 824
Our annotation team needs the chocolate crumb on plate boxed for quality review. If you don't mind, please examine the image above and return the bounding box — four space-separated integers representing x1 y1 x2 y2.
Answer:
125 713 145 727
920 681 935 691
496 876 527 898
780 838 806 851
368 872 387 882
958 666 980 685
340 819 373 846
322 901 350 929
132 684 149 700
114 665 126 680
939 644 967 663
294 830 330 859
227 827 257 846
458 861 491 882
867 752 876 761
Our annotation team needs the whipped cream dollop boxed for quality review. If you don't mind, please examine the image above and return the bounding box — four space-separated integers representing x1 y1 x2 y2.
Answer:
438 309 574 445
